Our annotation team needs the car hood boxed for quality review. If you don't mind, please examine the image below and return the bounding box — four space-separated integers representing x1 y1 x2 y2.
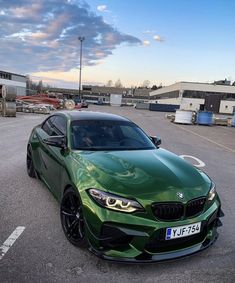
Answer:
73 149 211 202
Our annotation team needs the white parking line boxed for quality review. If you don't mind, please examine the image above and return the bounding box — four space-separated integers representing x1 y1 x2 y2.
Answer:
180 155 206 168
174 124 235 153
0 226 25 260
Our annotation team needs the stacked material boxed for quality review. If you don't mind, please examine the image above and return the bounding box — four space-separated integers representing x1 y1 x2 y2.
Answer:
2 86 17 101
174 110 193 124
2 101 16 117
196 111 213 126
17 94 61 109
167 108 234 127
16 100 53 114
23 104 50 114
64 99 75 110
1 86 17 117
214 117 230 126
165 114 175 122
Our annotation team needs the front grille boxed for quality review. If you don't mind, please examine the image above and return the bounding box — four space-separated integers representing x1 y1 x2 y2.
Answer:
186 197 206 218
152 203 184 221
152 197 206 221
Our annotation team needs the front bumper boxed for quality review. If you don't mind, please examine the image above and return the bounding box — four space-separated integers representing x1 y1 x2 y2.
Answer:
83 196 223 263
90 232 218 263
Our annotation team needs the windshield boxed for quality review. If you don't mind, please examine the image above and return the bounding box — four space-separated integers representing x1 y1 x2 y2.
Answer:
71 120 155 150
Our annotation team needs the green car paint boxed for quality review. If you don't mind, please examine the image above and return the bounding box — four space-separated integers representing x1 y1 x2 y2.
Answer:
27 111 223 262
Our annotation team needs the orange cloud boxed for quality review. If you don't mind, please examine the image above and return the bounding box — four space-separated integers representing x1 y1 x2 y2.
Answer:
143 40 150 46
32 69 78 83
31 32 48 39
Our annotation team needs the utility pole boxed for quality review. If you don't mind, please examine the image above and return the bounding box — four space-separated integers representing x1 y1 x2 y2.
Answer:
78 36 85 100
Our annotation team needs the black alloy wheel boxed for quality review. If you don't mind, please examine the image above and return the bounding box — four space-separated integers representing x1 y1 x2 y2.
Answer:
60 188 87 247
26 147 36 178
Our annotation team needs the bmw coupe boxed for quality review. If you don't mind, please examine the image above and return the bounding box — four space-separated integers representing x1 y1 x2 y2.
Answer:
27 111 223 262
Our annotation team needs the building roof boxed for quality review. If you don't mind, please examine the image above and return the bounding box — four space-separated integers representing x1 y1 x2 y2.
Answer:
150 81 235 96
0 70 26 78
84 85 132 94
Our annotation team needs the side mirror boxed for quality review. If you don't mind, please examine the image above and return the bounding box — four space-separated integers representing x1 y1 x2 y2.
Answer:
43 135 67 149
150 136 161 147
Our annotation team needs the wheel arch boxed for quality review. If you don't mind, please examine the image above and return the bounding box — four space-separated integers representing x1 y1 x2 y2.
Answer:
63 184 74 194
62 183 79 200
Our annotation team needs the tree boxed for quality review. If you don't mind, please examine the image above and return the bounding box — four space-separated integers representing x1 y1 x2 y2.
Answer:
152 83 163 89
26 75 41 95
151 85 158 90
142 80 151 88
37 80 43 93
106 80 113 87
26 75 32 89
115 79 123 88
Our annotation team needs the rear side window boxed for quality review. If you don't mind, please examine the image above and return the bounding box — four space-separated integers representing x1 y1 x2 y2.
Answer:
41 115 67 136
53 116 67 135
41 117 55 136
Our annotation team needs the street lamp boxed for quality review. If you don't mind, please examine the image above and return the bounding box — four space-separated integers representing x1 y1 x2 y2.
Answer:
78 36 85 100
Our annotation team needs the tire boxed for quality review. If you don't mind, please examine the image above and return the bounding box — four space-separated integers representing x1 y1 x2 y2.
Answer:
60 188 88 248
26 146 36 178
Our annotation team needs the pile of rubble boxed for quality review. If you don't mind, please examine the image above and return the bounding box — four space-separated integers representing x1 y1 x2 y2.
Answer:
1 88 81 117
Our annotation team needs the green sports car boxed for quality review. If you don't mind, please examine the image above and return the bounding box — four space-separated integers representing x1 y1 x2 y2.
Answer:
27 111 223 262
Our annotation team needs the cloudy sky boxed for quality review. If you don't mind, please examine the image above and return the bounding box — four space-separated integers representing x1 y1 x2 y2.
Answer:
0 0 235 88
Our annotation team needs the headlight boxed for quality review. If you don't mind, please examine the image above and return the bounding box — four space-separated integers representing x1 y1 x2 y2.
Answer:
88 189 144 213
208 183 216 201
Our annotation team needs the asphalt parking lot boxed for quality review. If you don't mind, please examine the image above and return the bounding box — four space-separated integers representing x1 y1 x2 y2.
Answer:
0 105 235 283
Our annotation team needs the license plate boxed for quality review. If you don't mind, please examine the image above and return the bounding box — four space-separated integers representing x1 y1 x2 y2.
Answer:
166 222 201 240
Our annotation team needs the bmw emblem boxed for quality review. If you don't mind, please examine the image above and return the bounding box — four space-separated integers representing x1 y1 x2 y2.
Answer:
177 192 184 199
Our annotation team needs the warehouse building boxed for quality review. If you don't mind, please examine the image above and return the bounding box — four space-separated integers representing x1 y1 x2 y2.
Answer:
0 70 26 96
48 85 151 105
82 85 151 97
150 81 235 114
81 85 151 105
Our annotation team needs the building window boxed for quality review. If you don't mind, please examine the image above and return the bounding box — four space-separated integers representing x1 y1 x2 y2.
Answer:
0 72 12 80
158 90 179 99
183 90 235 100
222 93 235 100
183 90 205 99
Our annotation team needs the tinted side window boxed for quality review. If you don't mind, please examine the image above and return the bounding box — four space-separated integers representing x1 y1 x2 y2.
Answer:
41 117 55 136
53 116 67 135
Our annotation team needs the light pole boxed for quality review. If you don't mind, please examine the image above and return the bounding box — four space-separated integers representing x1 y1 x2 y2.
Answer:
78 36 85 100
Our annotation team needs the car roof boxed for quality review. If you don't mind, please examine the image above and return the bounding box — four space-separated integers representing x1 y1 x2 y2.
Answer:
55 111 131 122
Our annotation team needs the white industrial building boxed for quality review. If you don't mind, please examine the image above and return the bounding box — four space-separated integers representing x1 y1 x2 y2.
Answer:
0 70 26 96
150 81 235 114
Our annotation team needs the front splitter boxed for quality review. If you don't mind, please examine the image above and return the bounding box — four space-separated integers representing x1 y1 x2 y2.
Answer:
89 232 218 264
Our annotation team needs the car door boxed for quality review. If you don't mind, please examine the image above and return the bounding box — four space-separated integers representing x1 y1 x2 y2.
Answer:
36 116 56 177
39 115 67 197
